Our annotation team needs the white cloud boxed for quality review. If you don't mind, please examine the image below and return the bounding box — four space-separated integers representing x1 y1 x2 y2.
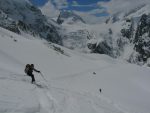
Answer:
40 0 69 18
52 0 68 9
74 11 107 24
71 4 96 7
99 0 150 15
71 1 96 7
40 0 60 18
72 1 78 6
87 8 107 15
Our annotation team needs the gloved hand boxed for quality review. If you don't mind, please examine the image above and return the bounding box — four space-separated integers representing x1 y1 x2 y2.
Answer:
38 71 40 73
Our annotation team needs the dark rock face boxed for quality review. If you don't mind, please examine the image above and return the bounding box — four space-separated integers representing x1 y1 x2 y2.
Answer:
0 10 20 33
88 13 150 66
88 40 114 57
0 0 62 45
62 29 91 51
133 14 150 63
87 28 123 58
57 10 86 24
121 21 134 41
120 14 150 65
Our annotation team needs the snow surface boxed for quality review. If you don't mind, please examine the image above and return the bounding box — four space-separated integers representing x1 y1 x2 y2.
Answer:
0 27 150 113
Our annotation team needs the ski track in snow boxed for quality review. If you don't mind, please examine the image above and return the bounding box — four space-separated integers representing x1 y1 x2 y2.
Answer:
0 66 125 113
51 64 113 80
36 88 56 113
35 84 125 113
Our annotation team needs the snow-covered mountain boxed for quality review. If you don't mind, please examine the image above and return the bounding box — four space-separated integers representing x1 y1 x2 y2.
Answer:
55 11 91 52
39 0 106 24
101 3 150 66
57 10 86 25
0 0 62 44
0 24 150 113
56 3 150 66
0 0 150 67
39 0 60 19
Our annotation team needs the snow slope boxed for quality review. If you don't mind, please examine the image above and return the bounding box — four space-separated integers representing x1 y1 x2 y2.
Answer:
0 27 150 113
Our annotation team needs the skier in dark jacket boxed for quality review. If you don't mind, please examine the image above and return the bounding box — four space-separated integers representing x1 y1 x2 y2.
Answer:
25 64 40 83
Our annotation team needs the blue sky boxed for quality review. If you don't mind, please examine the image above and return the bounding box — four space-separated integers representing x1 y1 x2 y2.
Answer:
30 0 48 6
69 0 109 5
30 0 110 16
30 0 110 6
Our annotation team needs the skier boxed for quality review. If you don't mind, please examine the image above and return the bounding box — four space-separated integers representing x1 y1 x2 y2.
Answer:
25 64 40 83
99 88 102 93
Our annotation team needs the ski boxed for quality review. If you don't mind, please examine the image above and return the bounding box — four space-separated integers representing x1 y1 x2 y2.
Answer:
32 82 44 88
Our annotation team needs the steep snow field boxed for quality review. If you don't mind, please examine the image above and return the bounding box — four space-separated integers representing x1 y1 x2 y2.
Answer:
0 27 150 113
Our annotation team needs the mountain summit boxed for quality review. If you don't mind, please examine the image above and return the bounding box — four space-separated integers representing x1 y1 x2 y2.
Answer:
57 10 86 25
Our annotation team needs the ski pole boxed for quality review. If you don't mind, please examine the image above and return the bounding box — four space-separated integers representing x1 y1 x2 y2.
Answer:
40 72 47 82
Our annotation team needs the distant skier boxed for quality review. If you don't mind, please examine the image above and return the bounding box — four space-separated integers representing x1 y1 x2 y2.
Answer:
93 72 96 75
25 64 40 83
99 88 102 93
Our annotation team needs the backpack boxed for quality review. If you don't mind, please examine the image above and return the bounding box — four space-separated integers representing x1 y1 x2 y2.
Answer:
24 64 30 74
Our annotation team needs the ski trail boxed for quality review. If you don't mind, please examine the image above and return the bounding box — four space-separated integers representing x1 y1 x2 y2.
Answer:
33 81 126 113
0 68 56 113
52 64 113 80
36 87 56 113
0 69 126 113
